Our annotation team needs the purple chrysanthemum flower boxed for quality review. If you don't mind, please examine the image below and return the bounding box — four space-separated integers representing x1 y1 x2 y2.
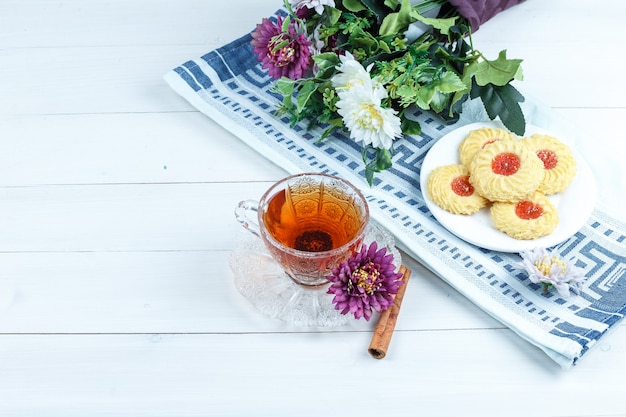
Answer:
295 6 314 19
326 242 403 321
250 15 312 80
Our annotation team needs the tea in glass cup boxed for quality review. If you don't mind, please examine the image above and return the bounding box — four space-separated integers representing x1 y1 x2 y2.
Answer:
235 173 370 287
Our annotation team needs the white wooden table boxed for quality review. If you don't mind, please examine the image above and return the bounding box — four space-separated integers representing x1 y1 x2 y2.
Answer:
1 1 625 416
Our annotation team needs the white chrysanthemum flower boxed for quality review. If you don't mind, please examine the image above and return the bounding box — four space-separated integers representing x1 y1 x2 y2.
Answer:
331 52 401 149
517 247 587 298
336 85 402 150
289 0 335 15
331 52 383 95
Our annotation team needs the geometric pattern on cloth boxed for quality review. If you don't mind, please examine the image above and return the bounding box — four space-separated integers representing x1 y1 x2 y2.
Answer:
165 30 626 369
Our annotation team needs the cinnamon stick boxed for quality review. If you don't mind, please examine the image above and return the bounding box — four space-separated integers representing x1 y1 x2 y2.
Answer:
368 265 411 359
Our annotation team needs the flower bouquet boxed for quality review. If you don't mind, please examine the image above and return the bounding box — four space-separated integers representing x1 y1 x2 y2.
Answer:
251 0 525 184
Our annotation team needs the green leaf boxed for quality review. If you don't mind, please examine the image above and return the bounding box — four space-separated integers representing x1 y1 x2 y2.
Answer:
275 78 296 112
449 89 466 117
383 0 400 9
363 147 393 186
435 71 466 93
416 84 436 108
449 60 477 115
320 124 341 141
474 50 524 86
379 0 413 37
473 82 526 135
365 168 375 187
429 90 449 113
326 6 342 26
362 0 393 24
410 12 458 36
410 73 463 111
296 81 317 114
400 117 421 135
351 33 378 50
377 39 391 54
275 78 295 96
313 52 340 72
342 0 367 12
396 84 416 100
375 148 393 171
312 53 340 79
281 15 291 32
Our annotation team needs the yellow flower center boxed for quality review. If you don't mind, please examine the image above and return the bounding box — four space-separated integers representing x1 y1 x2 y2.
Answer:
351 261 380 295
268 34 295 67
345 79 366 89
356 104 383 130
535 255 567 277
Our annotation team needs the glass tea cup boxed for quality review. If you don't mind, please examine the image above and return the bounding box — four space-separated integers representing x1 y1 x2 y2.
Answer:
235 173 370 287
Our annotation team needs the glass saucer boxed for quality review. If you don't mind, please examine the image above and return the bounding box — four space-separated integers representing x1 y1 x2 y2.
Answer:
229 220 401 327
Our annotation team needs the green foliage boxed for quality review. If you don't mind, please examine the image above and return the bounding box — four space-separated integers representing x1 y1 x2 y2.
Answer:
411 12 457 35
363 147 393 186
361 0 394 24
471 82 526 135
270 0 525 184
342 0 367 13
473 50 523 87
379 0 414 36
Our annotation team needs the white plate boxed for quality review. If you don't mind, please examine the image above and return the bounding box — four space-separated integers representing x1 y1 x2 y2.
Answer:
420 121 596 252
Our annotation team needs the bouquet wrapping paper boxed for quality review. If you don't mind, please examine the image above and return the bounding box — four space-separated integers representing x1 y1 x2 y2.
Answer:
164 27 626 368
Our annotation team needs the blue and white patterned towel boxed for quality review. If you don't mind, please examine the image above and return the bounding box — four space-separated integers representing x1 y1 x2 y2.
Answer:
164 30 626 369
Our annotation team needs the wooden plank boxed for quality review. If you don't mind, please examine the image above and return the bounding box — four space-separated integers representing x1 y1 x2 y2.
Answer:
0 249 502 334
0 112 287 186
2 0 623 49
0 182 272 252
2 108 624 187
0 0 277 48
0 331 623 416
0 45 212 115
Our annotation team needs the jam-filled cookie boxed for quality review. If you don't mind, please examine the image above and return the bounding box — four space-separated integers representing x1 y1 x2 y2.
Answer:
427 164 488 215
469 140 544 202
490 191 558 239
458 127 514 168
523 134 576 195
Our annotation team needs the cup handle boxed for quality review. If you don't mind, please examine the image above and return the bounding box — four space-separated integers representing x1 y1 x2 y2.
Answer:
235 200 261 237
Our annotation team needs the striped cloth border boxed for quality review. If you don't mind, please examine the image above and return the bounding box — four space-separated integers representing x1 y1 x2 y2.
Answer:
164 30 626 368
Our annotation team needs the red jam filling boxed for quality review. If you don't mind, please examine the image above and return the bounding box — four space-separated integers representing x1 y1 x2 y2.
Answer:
536 149 558 170
491 152 521 176
515 201 543 220
451 175 474 197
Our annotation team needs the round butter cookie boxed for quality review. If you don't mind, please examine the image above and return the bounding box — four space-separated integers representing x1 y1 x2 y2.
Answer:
523 134 576 195
490 191 558 240
427 164 488 215
458 127 514 168
469 140 544 202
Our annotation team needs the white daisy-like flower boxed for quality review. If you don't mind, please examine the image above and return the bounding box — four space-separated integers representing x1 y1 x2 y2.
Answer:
335 85 402 150
517 247 587 298
289 0 335 15
331 52 384 96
